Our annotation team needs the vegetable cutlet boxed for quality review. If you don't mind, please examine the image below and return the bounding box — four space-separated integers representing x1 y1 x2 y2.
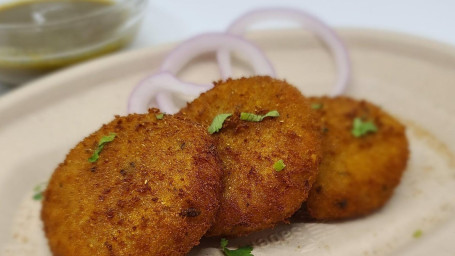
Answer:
295 96 409 220
178 76 322 236
41 110 223 256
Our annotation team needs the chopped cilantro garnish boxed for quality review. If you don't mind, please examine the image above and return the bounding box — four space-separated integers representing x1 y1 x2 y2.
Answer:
208 114 232 134
32 182 47 201
413 229 423 238
155 113 164 120
351 118 378 137
240 110 280 122
274 159 286 172
221 238 254 256
33 193 43 201
311 103 323 110
88 133 117 162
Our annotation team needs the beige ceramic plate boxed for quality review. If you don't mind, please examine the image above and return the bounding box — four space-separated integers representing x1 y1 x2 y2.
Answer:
0 29 454 256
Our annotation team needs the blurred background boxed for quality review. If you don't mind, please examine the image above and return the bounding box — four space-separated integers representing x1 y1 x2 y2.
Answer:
0 0 453 96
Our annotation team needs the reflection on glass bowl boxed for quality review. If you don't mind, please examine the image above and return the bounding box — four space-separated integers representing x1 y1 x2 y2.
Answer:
0 0 147 84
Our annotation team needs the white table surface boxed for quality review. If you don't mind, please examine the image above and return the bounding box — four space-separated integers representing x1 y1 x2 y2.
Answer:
1 0 454 96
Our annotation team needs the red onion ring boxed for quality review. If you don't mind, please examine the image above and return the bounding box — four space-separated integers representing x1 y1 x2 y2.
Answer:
217 8 351 96
128 33 275 114
127 71 207 114
160 32 275 81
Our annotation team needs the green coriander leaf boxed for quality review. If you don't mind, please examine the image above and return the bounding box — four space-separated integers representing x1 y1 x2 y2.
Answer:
240 112 261 122
225 246 254 256
208 114 232 134
98 133 117 144
220 238 254 256
263 110 280 118
413 229 423 238
32 182 47 201
351 118 378 137
311 103 323 110
88 133 117 162
33 182 47 192
240 110 280 122
89 148 99 162
33 192 43 201
155 113 164 120
88 146 103 162
274 159 286 172
220 238 229 248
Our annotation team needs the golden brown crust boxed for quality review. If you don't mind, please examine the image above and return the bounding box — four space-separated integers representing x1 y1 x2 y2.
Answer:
41 110 223 256
295 96 409 220
178 76 322 236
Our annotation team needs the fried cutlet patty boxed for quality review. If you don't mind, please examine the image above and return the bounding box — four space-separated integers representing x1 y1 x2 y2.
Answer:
178 76 322 236
41 111 222 256
295 96 409 220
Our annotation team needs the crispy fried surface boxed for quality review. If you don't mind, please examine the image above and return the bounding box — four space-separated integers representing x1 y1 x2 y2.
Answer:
178 76 322 236
295 96 409 220
41 111 222 256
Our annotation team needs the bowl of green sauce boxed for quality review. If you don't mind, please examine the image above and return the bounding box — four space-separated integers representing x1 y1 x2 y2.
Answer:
0 0 147 84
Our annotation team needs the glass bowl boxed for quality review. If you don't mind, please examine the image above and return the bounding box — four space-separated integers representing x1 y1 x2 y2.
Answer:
0 0 147 84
